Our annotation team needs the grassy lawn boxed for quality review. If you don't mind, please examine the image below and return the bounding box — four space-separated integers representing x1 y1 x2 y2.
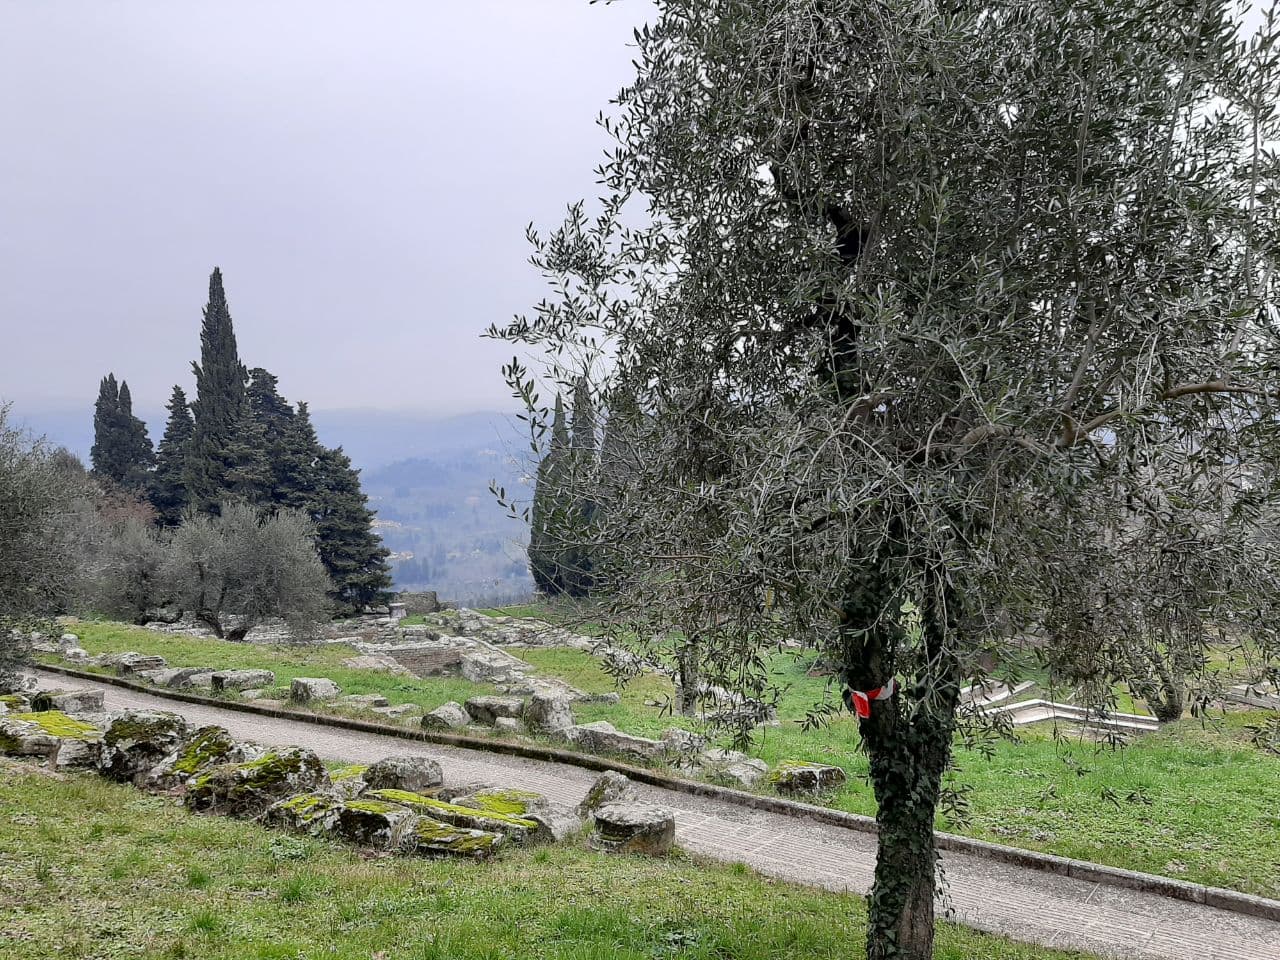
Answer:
51 619 1280 898
0 764 1095 960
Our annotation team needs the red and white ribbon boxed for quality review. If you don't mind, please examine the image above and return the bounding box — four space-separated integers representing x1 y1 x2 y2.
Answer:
843 678 899 718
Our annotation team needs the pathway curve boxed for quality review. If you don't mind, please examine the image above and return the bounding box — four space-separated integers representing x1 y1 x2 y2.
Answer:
31 670 1280 960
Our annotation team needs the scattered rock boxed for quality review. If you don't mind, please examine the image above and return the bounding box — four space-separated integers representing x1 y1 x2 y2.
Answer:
410 817 505 859
523 694 574 734
62 647 89 663
660 727 707 757
30 688 105 715
98 711 189 785
211 669 276 693
109 652 168 676
334 798 420 849
326 764 368 800
341 693 390 709
239 689 268 700
146 725 264 792
769 761 848 796
697 749 768 789
263 791 345 836
563 721 665 761
371 703 420 718
362 755 444 794
577 771 638 817
0 710 102 765
463 696 526 725
421 701 470 731
494 716 525 735
186 747 329 818
369 788 536 842
290 677 341 702
591 802 676 856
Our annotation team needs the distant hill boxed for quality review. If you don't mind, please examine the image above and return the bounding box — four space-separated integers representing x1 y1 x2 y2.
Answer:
9 400 536 604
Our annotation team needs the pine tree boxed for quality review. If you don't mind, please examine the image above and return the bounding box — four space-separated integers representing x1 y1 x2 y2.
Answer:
308 444 392 614
246 368 317 509
185 268 251 513
149 386 193 525
90 374 153 490
528 393 569 594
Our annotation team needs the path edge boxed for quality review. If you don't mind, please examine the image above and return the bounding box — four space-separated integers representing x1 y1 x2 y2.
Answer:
34 662 1280 923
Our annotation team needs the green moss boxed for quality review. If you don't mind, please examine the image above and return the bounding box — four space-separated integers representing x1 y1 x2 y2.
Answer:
343 799 402 816
239 751 306 786
0 695 30 711
21 711 101 741
277 793 341 824
172 727 236 775
367 789 536 830
411 818 502 855
329 765 367 783
105 715 181 746
463 789 542 816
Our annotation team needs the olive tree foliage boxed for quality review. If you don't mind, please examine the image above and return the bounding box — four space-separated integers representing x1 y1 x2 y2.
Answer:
491 2 1280 957
74 513 173 625
0 406 85 691
163 501 331 642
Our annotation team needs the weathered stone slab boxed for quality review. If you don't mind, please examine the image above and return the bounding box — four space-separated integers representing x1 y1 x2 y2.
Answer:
211 669 276 693
290 677 341 702
769 761 848 795
421 701 470 731
368 788 536 842
591 802 675 856
186 747 329 818
410 817 504 859
326 764 369 800
371 703 420 718
341 693 390 709
109 652 168 676
334 798 419 850
464 695 525 725
523 694 574 734
98 711 188 785
563 721 665 761
362 755 443 793
494 716 525 735
30 688 105 715
145 725 265 792
0 710 102 764
697 749 769 789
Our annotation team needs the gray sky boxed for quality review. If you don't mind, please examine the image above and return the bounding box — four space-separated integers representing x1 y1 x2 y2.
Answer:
0 1 647 417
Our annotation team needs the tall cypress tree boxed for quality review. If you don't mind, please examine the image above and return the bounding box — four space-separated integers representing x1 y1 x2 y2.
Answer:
90 373 153 490
528 393 569 594
150 385 193 526
560 377 598 597
308 444 392 614
90 374 122 482
185 268 250 513
115 381 155 489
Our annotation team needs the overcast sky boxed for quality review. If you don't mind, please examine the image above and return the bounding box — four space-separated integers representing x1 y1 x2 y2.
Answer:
0 1 648 417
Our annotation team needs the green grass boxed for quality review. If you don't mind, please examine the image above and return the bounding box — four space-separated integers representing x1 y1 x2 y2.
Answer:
53 619 1280 897
0 764 1094 960
55 620 495 717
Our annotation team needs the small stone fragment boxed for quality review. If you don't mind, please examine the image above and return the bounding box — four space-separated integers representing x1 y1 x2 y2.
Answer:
463 695 526 725
98 711 189 785
362 755 444 793
30 688 105 715
210 669 276 692
290 677 341 702
577 771 638 817
769 761 848 796
421 701 470 731
522 694 575 734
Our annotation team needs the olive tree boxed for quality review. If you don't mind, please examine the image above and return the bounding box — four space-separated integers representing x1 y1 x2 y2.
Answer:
491 2 1280 957
0 406 83 691
164 501 331 642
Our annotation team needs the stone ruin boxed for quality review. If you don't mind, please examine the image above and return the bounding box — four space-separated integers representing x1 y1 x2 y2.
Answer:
0 690 678 860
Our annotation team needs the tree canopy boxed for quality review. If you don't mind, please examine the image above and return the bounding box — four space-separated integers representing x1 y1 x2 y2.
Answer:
492 2 1280 956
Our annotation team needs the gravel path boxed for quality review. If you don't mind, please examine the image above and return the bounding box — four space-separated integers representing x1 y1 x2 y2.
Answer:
32 669 1280 960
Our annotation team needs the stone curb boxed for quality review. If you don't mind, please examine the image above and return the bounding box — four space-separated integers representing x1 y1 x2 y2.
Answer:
34 662 1280 923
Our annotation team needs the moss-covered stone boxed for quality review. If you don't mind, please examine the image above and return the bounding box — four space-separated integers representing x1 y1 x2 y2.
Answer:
0 711 102 761
767 760 847 795
410 817 504 859
334 798 417 849
146 725 262 793
329 764 367 782
185 746 329 818
459 788 543 817
367 788 536 841
99 711 189 786
263 791 345 836
17 711 101 741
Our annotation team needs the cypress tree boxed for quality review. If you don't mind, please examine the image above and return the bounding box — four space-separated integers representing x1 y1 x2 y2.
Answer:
90 374 122 481
308 444 392 614
185 268 250 513
90 373 153 490
528 393 569 594
246 367 317 509
560 377 598 597
149 386 193 526
115 381 155 489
